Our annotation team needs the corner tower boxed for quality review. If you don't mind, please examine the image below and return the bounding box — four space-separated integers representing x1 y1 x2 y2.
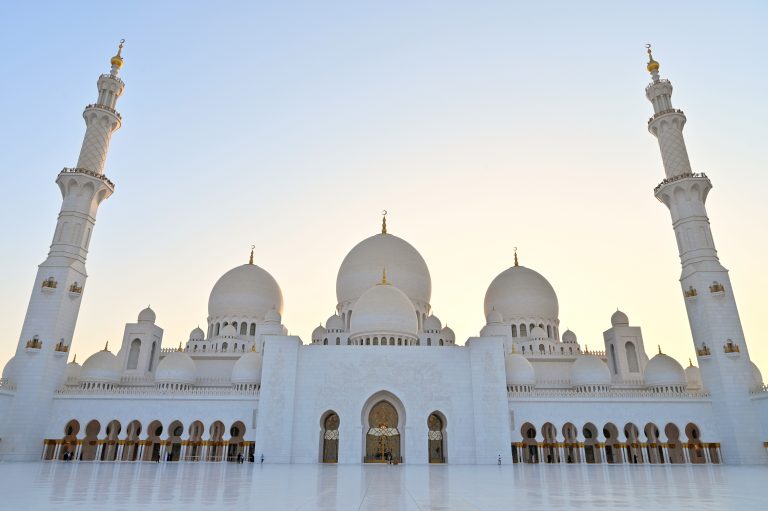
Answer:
0 42 126 460
645 46 766 464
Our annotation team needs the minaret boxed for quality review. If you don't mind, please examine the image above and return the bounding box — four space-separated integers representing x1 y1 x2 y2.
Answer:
0 42 125 461
646 46 766 464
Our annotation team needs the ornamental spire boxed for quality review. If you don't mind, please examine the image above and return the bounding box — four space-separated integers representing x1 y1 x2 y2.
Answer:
380 267 388 285
249 245 254 265
103 341 109 352
514 247 519 267
110 39 125 75
381 210 388 234
645 43 660 82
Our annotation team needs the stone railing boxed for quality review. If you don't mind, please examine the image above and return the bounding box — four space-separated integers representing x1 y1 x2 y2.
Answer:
647 108 685 124
654 172 709 193
99 73 125 86
645 78 671 93
85 103 121 119
60 167 115 188
56 385 258 397
509 388 709 400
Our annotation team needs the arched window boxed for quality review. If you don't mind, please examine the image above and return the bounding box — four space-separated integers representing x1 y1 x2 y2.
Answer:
520 324 527 336
539 344 545 354
546 325 551 337
232 322 238 331
336 337 340 345
249 323 256 336
222 341 229 352
625 342 639 372
148 341 157 371
428 413 445 463
427 338 432 346
240 323 247 335
323 339 328 345
511 325 517 337
127 339 141 370
610 344 618 374
322 413 340 463
215 323 221 336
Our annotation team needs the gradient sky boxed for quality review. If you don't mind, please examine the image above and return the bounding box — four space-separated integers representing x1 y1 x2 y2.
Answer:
1 1 767 376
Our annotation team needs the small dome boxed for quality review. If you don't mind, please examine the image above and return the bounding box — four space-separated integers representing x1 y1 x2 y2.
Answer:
349 282 418 339
65 359 82 382
644 354 686 387
138 306 156 323
312 324 327 341
220 325 237 338
441 325 455 341
155 352 197 385
2 356 18 383
231 351 263 385
208 263 283 320
81 349 122 383
424 315 442 332
486 308 503 324
571 356 611 387
562 329 577 344
529 326 547 340
480 322 510 337
484 265 559 322
337 233 431 308
611 310 629 326
685 363 702 389
264 308 281 323
751 362 764 392
505 352 536 386
189 327 205 341
326 314 345 332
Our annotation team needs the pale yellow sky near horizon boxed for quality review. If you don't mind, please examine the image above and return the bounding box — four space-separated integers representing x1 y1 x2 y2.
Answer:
1 2 767 379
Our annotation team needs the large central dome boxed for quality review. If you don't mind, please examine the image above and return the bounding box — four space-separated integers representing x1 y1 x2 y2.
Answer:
336 233 431 309
484 265 559 322
208 263 284 320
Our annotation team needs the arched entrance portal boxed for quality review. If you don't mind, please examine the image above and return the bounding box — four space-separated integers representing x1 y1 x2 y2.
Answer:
365 401 401 463
321 412 340 463
427 413 446 463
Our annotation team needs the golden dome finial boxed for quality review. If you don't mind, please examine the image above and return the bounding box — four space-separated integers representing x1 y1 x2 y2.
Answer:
513 247 519 267
104 341 109 352
177 342 183 352
689 357 693 367
380 267 388 285
658 344 662 355
111 39 125 70
381 210 388 234
645 43 659 73
73 354 77 364
249 245 255 265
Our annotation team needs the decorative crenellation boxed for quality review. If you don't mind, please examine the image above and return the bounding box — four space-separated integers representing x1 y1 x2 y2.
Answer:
59 167 115 188
69 282 83 294
709 281 726 294
654 172 709 193
723 340 740 354
54 341 69 353
696 344 711 357
41 277 58 289
26 337 43 349
684 286 698 298
648 108 685 125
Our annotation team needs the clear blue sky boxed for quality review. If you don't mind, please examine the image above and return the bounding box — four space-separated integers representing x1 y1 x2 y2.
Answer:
1 1 767 372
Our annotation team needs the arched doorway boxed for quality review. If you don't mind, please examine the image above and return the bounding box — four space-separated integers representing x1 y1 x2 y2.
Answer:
208 421 225 461
122 420 141 461
143 420 163 462
101 420 121 461
644 423 663 463
562 423 579 463
685 423 706 464
624 423 643 464
542 422 559 463
81 420 101 461
365 401 401 463
583 423 600 463
427 413 446 463
665 423 684 463
167 420 184 461
521 423 539 463
59 419 80 460
186 421 204 461
321 412 340 463
227 421 246 462
603 423 621 463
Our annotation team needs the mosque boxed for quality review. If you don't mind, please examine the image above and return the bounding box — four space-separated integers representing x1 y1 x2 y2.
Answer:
0 43 766 466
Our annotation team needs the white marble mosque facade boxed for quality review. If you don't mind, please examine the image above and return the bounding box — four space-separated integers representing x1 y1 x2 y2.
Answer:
0 44 767 467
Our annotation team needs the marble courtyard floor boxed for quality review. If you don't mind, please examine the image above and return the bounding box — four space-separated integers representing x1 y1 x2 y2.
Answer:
0 461 766 510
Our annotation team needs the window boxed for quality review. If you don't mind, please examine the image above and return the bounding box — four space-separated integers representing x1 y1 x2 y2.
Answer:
240 323 247 335
148 341 157 371
127 339 141 370
249 323 256 336
626 342 639 372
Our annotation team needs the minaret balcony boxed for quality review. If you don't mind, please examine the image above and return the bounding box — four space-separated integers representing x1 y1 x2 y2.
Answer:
653 172 710 194
647 108 685 126
84 103 121 120
59 167 115 189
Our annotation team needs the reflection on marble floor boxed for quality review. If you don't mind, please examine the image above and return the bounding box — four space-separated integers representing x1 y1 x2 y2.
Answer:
0 462 766 510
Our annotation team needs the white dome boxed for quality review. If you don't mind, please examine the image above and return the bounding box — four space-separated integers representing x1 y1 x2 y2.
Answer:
751 362 764 391
424 315 442 332
65 360 82 382
220 325 237 338
611 310 629 326
156 352 197 385
441 325 455 341
312 324 327 341
562 329 577 344
486 308 503 324
326 314 345 332
349 282 418 339
480 322 511 337
337 233 431 308
231 351 263 384
505 353 536 386
2 356 18 383
685 363 702 389
644 354 686 387
571 356 611 387
81 349 122 383
189 327 205 341
529 326 547 340
138 306 156 323
484 265 559 322
264 308 281 323
208 263 283 320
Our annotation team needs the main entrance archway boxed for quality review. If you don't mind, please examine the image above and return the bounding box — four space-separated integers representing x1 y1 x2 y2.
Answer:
365 401 400 463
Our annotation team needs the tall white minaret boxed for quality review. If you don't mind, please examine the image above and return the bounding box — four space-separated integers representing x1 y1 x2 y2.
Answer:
646 46 766 464
0 42 126 461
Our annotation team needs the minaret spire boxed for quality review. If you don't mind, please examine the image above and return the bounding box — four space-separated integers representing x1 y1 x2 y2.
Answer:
381 210 388 234
647 48 765 464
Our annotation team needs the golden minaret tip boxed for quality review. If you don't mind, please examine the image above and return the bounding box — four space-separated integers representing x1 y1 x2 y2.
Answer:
249 245 255 265
646 43 659 73
513 247 519 267
381 210 388 234
111 39 125 69
104 341 109 352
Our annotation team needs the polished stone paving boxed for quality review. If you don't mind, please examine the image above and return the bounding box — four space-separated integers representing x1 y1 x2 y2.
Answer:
0 462 766 510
